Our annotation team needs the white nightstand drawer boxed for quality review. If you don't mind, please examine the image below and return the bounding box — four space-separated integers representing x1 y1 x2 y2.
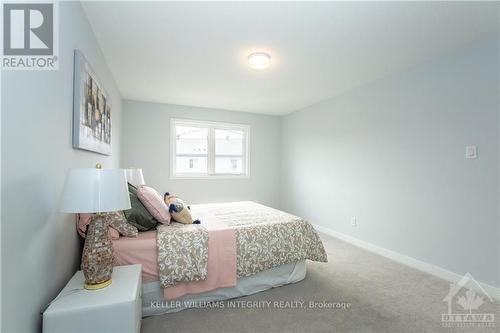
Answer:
43 265 142 333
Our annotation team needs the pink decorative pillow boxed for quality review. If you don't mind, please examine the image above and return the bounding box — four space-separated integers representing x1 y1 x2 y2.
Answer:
137 186 171 224
76 214 120 240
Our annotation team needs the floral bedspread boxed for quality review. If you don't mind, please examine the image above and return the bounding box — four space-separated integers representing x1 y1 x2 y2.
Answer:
156 223 208 288
156 201 327 288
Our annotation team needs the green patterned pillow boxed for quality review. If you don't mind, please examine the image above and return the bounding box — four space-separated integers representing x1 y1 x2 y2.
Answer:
123 183 158 231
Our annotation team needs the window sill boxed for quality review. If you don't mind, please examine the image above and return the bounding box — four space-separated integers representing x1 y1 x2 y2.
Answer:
170 174 250 180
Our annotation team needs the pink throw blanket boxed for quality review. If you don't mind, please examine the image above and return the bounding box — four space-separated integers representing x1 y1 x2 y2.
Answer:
164 227 236 299
113 211 237 299
164 210 237 299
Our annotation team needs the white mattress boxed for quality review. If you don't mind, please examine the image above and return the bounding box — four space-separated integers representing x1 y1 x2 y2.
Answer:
142 260 306 316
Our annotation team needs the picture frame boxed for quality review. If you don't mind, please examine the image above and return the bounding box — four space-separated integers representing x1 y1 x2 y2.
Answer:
72 49 112 155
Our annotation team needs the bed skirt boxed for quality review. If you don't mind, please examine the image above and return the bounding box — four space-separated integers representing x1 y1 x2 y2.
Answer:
142 260 306 317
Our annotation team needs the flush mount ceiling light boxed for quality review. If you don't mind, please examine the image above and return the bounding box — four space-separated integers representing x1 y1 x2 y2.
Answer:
248 52 271 70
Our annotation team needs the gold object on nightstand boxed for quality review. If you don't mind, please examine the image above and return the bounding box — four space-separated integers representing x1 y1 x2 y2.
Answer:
84 279 112 290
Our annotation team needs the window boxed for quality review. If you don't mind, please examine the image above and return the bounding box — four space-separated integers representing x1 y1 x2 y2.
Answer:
171 119 249 178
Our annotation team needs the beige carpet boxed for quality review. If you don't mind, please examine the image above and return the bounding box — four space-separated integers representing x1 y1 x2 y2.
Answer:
142 232 499 333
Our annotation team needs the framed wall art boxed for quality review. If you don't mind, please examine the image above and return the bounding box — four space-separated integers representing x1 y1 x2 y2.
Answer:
73 50 112 155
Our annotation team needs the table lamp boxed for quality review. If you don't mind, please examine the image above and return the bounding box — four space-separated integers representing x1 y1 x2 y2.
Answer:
60 164 131 290
125 168 145 187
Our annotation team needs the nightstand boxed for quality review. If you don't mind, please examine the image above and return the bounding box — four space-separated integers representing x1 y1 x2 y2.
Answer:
43 264 142 333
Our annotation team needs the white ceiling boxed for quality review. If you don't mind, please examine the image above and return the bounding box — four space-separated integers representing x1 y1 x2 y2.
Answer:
82 1 499 115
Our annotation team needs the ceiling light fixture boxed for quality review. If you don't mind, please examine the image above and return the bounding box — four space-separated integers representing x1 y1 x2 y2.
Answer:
248 52 271 70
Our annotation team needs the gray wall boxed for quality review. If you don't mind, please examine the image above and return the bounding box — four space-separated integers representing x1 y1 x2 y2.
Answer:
1 2 122 332
121 100 281 207
281 37 499 288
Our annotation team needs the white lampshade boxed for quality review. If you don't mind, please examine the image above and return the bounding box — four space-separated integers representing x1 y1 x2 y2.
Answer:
60 168 131 213
125 168 145 186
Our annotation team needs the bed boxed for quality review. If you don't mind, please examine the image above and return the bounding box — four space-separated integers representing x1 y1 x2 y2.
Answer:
112 201 327 316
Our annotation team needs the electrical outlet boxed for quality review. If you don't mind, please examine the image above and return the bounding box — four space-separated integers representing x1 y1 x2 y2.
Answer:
350 217 357 227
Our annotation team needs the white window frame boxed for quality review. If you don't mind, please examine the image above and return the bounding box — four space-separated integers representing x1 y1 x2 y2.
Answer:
170 118 250 179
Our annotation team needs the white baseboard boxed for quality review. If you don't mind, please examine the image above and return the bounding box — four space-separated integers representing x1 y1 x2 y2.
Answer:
313 224 500 300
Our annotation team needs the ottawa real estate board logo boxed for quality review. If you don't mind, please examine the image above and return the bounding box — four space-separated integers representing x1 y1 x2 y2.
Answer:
2 1 58 70
442 273 495 329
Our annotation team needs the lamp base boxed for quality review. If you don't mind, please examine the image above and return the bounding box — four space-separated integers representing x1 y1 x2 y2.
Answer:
81 214 114 290
84 279 112 290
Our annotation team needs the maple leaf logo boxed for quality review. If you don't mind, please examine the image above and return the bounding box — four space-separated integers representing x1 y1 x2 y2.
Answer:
456 288 484 313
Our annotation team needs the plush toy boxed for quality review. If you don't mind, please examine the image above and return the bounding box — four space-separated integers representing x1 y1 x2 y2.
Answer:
164 192 194 224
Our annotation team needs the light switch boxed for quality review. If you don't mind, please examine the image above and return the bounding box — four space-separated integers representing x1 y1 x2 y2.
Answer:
465 145 478 159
